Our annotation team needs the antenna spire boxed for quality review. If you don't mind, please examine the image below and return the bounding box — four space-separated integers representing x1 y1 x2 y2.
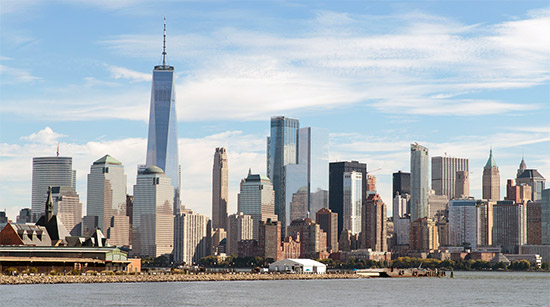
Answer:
57 142 60 157
162 17 167 66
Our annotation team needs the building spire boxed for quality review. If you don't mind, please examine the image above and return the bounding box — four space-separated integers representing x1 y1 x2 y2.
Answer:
162 17 167 67
484 147 497 169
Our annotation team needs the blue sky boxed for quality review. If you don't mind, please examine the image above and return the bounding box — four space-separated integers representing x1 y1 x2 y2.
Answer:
1 0 549 221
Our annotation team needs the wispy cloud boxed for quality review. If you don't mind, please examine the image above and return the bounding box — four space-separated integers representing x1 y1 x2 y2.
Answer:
105 64 151 82
20 126 66 144
0 64 41 84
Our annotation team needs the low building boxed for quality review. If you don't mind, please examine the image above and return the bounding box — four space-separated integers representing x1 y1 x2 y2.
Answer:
339 249 392 262
520 245 550 263
269 258 326 274
505 254 542 268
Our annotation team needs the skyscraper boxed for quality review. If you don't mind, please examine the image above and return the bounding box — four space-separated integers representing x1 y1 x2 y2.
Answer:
267 116 299 231
343 171 363 234
541 189 550 244
173 209 211 265
145 19 181 215
87 155 127 232
316 208 338 252
329 161 367 236
212 147 228 230
482 149 500 201
132 166 174 258
493 200 526 253
392 171 410 197
31 157 75 222
226 213 254 256
363 194 387 252
410 143 430 221
455 170 470 199
448 199 477 248
516 164 546 201
237 170 277 240
431 156 469 200
51 186 82 236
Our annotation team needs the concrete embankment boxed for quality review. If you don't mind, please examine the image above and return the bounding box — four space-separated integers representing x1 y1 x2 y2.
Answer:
0 273 363 285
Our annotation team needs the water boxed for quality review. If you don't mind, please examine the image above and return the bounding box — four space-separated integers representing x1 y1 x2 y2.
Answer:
1 271 549 306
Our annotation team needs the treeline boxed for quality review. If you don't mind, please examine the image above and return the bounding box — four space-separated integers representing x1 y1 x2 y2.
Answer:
198 256 272 268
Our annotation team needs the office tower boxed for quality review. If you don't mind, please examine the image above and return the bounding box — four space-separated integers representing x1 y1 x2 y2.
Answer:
287 218 327 259
516 163 546 201
126 195 133 245
145 20 181 215
237 170 277 240
367 174 377 195
211 228 226 255
267 116 299 230
132 166 174 258
482 149 500 201
329 161 367 236
363 194 387 252
16 208 32 224
455 171 469 199
431 156 469 199
428 190 448 219
493 200 526 253
343 171 363 234
393 171 410 197
281 126 329 227
87 155 127 232
0 211 7 224
212 147 228 230
174 210 211 265
31 156 75 222
226 213 254 256
527 201 542 245
410 143 430 221
338 229 360 251
81 215 98 237
448 199 477 249
393 193 411 246
35 186 71 243
477 200 494 247
50 186 82 236
316 208 338 252
106 215 130 247
542 189 550 244
505 179 532 203
259 219 282 260
409 217 439 251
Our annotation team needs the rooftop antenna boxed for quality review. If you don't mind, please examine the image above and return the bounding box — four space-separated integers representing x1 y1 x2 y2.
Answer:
162 16 167 67
56 142 60 157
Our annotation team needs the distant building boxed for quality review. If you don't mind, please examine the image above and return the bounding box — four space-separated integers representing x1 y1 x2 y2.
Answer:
226 213 253 256
173 210 211 265
31 156 75 222
87 155 128 246
482 149 500 201
0 211 7 224
16 208 31 224
455 170 469 199
106 215 130 247
428 191 448 219
212 147 228 231
362 194 387 252
410 143 430 221
315 208 338 252
259 219 282 260
211 228 227 255
409 217 438 252
392 171 410 198
431 156 469 200
477 200 494 247
132 166 174 258
51 186 82 236
506 179 532 203
367 174 377 195
343 171 363 235
516 168 546 201
339 229 360 252
448 200 477 249
329 161 367 237
287 218 327 259
542 189 550 244
526 201 542 245
493 200 526 254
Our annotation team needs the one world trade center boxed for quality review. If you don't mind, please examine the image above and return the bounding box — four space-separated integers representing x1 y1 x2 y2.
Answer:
146 18 181 214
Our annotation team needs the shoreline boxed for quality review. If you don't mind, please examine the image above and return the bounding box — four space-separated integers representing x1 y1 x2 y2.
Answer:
0 273 364 285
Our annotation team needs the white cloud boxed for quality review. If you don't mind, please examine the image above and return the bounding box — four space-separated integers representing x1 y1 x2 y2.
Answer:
105 64 151 82
0 64 41 84
20 127 66 144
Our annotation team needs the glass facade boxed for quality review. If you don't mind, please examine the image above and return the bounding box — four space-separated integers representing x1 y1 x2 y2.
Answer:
411 143 430 221
308 127 329 217
343 171 362 234
146 66 180 214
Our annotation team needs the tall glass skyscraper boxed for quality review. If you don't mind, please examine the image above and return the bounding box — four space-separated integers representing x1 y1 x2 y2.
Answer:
145 20 180 214
410 143 430 221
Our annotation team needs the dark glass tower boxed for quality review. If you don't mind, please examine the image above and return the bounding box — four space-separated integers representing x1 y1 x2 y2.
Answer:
145 19 180 214
392 171 411 197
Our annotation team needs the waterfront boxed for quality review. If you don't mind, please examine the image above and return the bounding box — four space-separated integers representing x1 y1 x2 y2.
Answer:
1 271 548 306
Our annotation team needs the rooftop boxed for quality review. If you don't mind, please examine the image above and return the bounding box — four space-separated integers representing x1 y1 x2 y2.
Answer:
93 154 122 166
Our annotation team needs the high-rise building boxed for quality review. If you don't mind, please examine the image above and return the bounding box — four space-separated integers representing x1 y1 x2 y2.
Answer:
516 163 546 201
51 186 82 236
393 193 410 247
448 199 477 249
431 156 469 199
237 170 277 240
173 210 211 265
31 157 75 222
455 170 469 199
258 219 282 261
428 190 448 219
363 194 387 252
367 174 377 195
329 161 367 236
409 217 439 251
343 171 363 235
87 155 127 233
287 218 327 259
16 208 32 224
493 200 526 253
477 200 494 247
393 171 410 198
106 215 130 247
541 189 550 244
410 143 430 221
526 201 542 245
145 20 181 215
132 166 174 258
226 213 254 256
505 179 532 203
482 149 500 201
212 147 228 230
316 208 338 252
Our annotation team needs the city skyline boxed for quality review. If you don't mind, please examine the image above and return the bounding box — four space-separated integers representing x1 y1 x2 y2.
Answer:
1 1 549 221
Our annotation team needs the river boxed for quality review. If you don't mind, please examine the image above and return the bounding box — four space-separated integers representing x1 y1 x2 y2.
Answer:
1 271 549 306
